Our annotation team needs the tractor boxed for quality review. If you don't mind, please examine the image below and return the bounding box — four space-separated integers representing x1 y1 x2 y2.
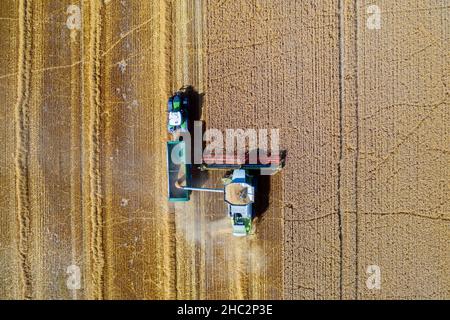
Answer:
167 89 189 134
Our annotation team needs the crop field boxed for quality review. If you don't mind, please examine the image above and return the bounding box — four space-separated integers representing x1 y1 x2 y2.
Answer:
0 0 449 299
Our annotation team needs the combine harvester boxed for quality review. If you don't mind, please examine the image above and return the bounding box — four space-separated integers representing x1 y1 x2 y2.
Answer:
166 89 284 236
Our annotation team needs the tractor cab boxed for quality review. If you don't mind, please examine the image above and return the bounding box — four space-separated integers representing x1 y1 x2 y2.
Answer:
168 110 182 126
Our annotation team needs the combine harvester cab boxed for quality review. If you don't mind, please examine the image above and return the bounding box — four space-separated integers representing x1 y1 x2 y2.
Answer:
167 140 191 202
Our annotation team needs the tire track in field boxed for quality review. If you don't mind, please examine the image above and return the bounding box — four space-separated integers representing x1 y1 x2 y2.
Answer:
84 0 105 299
0 0 20 300
15 0 33 300
159 0 178 300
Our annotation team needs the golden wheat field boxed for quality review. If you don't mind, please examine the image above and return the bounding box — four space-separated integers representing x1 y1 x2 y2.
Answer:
0 0 449 300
